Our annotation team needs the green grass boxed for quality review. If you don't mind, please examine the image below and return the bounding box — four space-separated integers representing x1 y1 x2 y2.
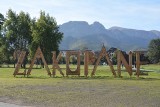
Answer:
141 64 160 72
0 64 159 107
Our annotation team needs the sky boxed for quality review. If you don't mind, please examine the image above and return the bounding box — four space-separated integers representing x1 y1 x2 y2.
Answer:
1 0 160 31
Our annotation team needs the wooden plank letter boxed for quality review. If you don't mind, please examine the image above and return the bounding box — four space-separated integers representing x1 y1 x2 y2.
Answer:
91 45 116 77
52 51 64 77
135 51 140 78
117 50 132 77
13 51 26 77
27 47 51 76
66 51 80 76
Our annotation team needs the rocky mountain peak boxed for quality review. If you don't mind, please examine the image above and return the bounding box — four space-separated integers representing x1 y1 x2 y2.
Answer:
59 21 160 51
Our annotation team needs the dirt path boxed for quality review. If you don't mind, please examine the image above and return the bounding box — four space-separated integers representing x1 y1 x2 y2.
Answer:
0 102 32 107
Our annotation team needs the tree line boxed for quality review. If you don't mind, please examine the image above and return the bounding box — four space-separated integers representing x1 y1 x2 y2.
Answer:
0 9 63 65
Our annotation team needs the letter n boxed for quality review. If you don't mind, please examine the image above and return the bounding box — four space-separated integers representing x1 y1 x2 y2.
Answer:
117 50 132 77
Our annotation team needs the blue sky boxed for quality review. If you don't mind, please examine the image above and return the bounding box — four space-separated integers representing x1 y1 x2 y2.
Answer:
1 0 160 31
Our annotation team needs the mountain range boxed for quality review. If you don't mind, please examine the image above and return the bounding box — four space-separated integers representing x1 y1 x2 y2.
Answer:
59 21 160 51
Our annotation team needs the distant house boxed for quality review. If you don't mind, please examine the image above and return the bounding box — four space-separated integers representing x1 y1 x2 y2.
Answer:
107 47 117 59
60 50 81 57
133 49 149 64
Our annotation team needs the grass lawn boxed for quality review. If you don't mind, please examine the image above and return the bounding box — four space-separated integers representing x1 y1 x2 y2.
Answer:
0 64 159 107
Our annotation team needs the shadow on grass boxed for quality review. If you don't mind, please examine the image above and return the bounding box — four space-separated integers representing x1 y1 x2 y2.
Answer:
138 77 160 81
66 76 160 81
14 75 160 81
15 76 51 79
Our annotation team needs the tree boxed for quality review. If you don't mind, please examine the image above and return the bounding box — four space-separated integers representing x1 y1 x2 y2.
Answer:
30 11 63 63
2 9 32 67
0 13 4 29
3 9 32 51
0 13 5 43
0 13 7 65
0 13 5 45
17 11 32 50
3 9 18 52
148 39 160 63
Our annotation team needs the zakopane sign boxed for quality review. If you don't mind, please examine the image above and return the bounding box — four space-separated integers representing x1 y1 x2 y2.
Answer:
13 45 145 78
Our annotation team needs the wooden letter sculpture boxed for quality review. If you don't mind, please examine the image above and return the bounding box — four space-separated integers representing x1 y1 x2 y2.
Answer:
52 51 64 77
84 50 89 77
27 47 51 77
91 45 116 77
66 51 80 76
13 50 21 61
133 51 149 78
129 51 133 69
84 50 96 77
135 51 141 78
117 50 132 77
13 51 26 77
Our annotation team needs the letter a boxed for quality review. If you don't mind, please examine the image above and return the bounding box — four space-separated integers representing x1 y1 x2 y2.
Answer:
91 45 116 77
27 47 51 76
